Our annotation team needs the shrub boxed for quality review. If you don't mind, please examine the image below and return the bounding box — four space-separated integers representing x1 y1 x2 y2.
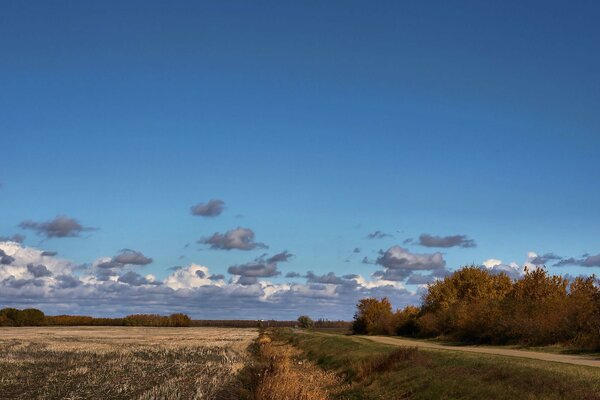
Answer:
297 315 314 329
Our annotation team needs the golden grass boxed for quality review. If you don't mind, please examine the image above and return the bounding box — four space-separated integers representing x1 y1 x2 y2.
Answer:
253 331 342 400
0 326 257 399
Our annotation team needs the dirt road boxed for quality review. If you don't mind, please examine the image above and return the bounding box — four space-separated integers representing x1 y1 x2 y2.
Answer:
362 335 600 368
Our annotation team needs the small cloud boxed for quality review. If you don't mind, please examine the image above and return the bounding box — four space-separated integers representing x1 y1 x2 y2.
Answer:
41 251 58 257
228 263 279 278
285 272 301 278
209 274 225 280
227 251 292 283
366 230 392 240
199 227 267 250
305 271 345 285
529 252 562 265
118 271 160 286
417 233 476 248
406 273 437 285
190 199 225 217
113 249 153 265
19 215 95 238
554 254 600 268
265 251 293 263
353 247 361 253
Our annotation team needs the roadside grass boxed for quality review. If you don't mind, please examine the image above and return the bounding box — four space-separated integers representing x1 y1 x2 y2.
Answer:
388 335 600 357
278 329 600 400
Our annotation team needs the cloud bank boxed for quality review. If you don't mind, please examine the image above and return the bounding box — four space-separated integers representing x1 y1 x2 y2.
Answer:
0 241 418 319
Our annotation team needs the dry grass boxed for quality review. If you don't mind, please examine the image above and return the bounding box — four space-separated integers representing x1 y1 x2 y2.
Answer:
254 331 341 400
0 326 257 399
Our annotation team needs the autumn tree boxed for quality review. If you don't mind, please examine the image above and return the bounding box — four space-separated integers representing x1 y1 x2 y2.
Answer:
352 297 394 335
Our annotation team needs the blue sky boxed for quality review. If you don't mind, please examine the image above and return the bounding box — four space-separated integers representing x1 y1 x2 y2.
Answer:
1 1 599 319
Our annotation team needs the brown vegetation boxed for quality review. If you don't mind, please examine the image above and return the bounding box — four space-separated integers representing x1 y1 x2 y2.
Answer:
251 330 341 400
353 266 600 350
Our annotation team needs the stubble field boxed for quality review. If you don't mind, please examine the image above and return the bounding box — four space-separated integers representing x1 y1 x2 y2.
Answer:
0 327 258 400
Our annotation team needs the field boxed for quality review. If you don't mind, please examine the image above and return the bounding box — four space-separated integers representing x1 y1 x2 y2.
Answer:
0 327 257 399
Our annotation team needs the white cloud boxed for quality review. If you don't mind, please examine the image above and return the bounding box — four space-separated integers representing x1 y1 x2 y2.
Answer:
0 242 421 319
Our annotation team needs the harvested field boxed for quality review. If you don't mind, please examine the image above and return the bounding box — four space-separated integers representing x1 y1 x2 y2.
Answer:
0 327 258 400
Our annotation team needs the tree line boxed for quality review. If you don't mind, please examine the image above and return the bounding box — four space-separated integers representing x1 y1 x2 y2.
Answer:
0 308 350 329
352 266 600 350
0 308 192 327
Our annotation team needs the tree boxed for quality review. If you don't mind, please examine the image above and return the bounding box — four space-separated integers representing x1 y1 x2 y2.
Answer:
297 315 314 329
352 298 394 335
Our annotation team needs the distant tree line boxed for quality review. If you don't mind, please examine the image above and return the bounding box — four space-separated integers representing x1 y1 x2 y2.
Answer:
0 309 350 329
0 308 192 327
352 266 600 350
191 318 350 329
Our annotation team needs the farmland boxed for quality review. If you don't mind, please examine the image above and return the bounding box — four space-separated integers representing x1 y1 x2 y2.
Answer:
0 327 257 399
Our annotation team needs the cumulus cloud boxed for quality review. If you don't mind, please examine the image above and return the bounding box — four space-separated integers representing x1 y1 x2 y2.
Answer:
87 249 153 283
198 227 267 250
481 258 526 280
0 234 25 243
27 264 53 278
94 249 153 271
19 216 95 238
228 262 279 283
0 249 15 265
0 242 420 320
285 272 301 278
227 251 293 285
374 246 447 281
164 264 219 290
118 271 160 286
366 230 392 239
113 249 153 266
55 274 81 289
554 254 600 267
305 271 345 285
190 199 225 217
417 233 476 248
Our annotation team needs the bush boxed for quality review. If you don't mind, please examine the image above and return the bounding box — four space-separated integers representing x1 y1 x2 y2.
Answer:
0 307 45 326
297 315 314 329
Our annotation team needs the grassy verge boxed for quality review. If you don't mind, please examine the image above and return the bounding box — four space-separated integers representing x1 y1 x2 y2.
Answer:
277 329 600 400
392 335 600 357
